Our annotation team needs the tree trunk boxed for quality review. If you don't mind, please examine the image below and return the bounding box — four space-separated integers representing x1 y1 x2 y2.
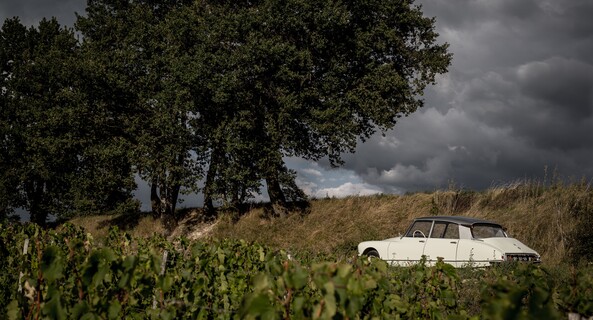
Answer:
266 169 288 217
204 158 216 217
166 183 180 218
162 183 180 230
203 187 214 214
150 182 162 217
29 205 48 226
0 202 8 221
203 147 222 217
151 182 181 217
151 180 180 230
28 181 48 226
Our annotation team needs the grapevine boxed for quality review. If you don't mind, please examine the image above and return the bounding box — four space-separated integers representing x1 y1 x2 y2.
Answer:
1 222 592 319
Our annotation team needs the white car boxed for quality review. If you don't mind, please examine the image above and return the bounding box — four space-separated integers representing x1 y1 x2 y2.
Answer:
358 216 540 267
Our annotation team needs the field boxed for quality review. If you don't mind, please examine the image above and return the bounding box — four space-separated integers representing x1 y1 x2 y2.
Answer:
3 180 593 318
71 179 593 265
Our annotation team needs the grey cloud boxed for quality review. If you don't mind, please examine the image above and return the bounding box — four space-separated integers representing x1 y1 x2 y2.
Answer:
517 58 593 120
334 108 511 189
335 104 591 192
429 0 593 72
551 1 593 41
321 0 593 193
456 58 593 151
497 0 541 20
0 0 84 26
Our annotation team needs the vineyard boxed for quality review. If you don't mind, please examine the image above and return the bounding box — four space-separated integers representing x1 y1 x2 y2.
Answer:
1 222 592 319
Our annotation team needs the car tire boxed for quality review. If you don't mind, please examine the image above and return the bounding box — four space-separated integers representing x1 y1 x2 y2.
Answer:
364 249 380 258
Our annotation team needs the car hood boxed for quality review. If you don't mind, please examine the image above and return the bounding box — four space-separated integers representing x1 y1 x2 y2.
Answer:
479 237 539 254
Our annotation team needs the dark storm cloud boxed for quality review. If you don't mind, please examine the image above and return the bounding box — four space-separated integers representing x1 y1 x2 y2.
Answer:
423 0 593 71
517 58 593 120
460 59 593 151
421 0 541 30
317 0 593 193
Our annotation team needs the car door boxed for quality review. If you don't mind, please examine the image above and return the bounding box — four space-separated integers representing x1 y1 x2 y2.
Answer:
422 222 459 267
388 220 432 266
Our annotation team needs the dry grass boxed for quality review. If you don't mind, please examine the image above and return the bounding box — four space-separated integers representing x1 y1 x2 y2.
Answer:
425 180 593 264
210 194 435 256
69 180 593 266
209 181 593 265
69 212 166 239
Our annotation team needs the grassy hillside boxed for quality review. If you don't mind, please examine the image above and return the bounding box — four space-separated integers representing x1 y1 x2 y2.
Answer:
69 180 593 266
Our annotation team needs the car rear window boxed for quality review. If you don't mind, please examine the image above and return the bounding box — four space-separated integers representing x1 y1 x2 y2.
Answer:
472 224 506 238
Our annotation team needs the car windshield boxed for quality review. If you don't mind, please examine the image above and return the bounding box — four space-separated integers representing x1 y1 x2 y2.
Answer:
472 224 506 238
405 221 432 238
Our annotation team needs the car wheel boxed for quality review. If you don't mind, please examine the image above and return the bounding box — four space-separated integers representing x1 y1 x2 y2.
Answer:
364 249 380 258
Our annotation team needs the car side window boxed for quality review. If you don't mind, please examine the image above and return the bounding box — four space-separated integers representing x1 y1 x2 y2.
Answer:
430 222 447 238
405 221 432 238
443 223 459 239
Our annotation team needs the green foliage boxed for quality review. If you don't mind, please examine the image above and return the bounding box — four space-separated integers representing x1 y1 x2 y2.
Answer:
2 0 451 218
557 266 593 317
0 17 138 223
480 263 562 319
191 0 452 212
0 18 81 224
3 223 593 319
566 189 593 263
77 0 204 218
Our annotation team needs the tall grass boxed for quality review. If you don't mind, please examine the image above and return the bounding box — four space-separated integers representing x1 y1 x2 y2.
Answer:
68 179 593 266
208 179 593 266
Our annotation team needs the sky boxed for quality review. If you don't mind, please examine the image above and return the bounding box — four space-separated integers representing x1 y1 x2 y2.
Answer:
2 0 593 208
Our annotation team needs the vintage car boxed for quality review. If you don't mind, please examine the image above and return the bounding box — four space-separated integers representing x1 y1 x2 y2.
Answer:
358 216 540 267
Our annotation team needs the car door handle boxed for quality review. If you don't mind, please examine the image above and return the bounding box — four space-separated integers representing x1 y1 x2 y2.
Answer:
419 240 425 243
450 241 457 244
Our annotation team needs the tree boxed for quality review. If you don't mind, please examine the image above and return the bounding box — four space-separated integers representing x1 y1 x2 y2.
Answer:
0 18 84 225
167 1 267 214
1 16 138 225
77 0 204 219
67 43 140 217
75 0 452 219
0 19 28 220
195 0 452 215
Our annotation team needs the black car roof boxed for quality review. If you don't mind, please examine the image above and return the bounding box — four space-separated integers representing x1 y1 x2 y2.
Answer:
414 216 501 226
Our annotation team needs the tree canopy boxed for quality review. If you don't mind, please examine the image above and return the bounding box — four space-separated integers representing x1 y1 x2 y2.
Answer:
1 0 451 223
1 17 138 224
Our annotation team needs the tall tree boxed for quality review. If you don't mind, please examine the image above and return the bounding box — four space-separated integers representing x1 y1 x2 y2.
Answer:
0 19 28 220
1 16 137 224
68 43 140 217
1 18 84 225
173 2 268 213
194 0 452 215
77 0 204 219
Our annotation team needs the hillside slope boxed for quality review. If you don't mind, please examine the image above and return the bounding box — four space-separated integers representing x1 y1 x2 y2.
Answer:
70 182 593 265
